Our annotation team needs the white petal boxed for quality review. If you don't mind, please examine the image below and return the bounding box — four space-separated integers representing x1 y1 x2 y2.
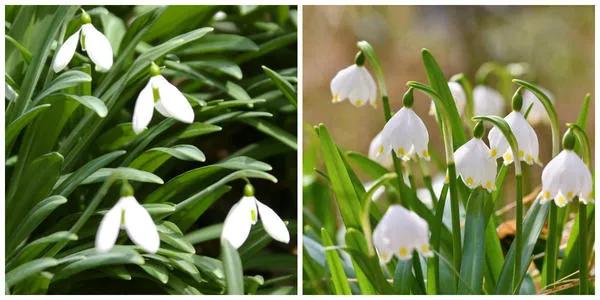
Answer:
95 203 123 253
221 196 256 248
153 76 195 123
369 131 393 168
330 65 357 102
473 85 505 117
505 111 540 165
122 196 160 253
132 81 155 134
521 87 553 125
448 82 467 116
256 200 290 244
81 24 113 72
52 29 80 73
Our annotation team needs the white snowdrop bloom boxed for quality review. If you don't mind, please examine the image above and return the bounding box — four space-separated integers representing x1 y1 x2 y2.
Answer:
53 11 113 73
521 87 554 125
132 63 195 134
454 137 497 192
330 63 377 107
373 205 433 263
488 110 541 166
541 149 593 207
473 85 505 117
368 131 393 168
429 82 466 118
378 104 430 162
221 185 290 249
95 195 160 253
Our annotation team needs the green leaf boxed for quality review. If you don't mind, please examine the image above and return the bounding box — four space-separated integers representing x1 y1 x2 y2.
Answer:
226 81 251 100
57 167 164 186
33 70 92 103
393 259 413 294
96 123 137 151
241 118 297 150
261 66 297 108
5 34 32 63
60 94 108 117
235 32 297 64
321 228 352 295
184 224 222 245
178 34 259 55
11 231 78 268
221 239 244 295
157 222 196 254
5 104 51 148
458 188 485 294
171 185 231 231
100 11 126 55
140 261 169 284
345 228 391 294
346 151 389 181
129 145 205 173
6 258 58 287
186 60 243 80
177 123 222 139
53 249 145 281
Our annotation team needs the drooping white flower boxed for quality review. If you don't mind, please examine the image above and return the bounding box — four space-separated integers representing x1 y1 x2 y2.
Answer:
330 64 377 107
521 87 554 125
488 110 541 166
368 131 393 168
454 137 497 192
378 105 430 162
132 63 195 134
473 85 505 117
53 11 113 73
221 185 290 249
373 205 433 263
95 195 160 253
540 149 593 207
429 82 466 118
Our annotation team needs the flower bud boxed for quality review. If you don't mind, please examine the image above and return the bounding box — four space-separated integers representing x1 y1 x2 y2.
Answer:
402 87 414 108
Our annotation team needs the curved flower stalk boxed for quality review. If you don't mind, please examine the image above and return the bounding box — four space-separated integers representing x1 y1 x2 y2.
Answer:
454 122 497 192
132 62 195 134
330 52 377 107
221 183 290 249
489 89 541 166
429 81 466 118
95 182 160 253
522 87 554 125
473 85 505 117
373 204 433 263
378 88 430 162
540 131 593 207
368 131 393 168
53 9 113 73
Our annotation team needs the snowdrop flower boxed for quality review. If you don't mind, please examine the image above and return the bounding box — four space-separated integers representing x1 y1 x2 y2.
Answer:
95 183 159 253
373 205 433 263
521 87 554 125
473 85 505 117
222 183 290 248
53 10 113 73
132 62 195 134
429 82 466 118
454 122 497 192
540 131 593 207
488 89 541 166
378 88 430 161
330 52 377 107
368 131 393 168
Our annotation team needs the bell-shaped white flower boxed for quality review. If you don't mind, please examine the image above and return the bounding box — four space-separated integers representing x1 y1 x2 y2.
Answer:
429 82 466 118
378 91 430 161
454 124 498 191
541 149 593 207
132 63 195 134
330 59 377 108
473 85 505 117
221 184 290 249
488 110 541 166
53 11 113 73
95 194 160 254
373 205 433 263
368 131 393 168
521 87 554 125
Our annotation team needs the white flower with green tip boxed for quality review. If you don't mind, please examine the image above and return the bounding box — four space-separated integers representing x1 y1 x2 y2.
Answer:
330 52 377 107
368 131 393 169
473 85 505 117
454 122 497 192
521 87 554 125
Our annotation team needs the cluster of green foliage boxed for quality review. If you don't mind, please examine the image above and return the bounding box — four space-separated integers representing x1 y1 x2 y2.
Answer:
5 5 297 295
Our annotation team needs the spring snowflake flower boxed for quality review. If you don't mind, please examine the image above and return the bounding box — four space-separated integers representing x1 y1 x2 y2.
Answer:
488 94 541 166
330 52 377 107
53 10 113 73
132 62 195 134
540 133 593 207
368 131 393 168
429 82 466 118
373 205 433 263
454 122 497 192
521 87 554 125
95 184 159 253
473 85 505 117
221 184 290 249
378 89 429 161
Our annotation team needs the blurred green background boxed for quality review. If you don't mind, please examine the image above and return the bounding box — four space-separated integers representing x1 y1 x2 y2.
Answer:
303 5 594 221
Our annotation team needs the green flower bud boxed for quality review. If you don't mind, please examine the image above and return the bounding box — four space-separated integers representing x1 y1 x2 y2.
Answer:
354 51 365 66
120 181 134 197
150 61 161 76
80 9 91 24
402 88 414 108
512 87 523 111
473 121 485 139
562 129 576 151
243 183 255 197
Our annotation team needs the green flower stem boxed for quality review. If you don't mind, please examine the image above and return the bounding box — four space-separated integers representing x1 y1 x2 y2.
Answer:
427 182 449 294
447 163 462 290
412 253 427 294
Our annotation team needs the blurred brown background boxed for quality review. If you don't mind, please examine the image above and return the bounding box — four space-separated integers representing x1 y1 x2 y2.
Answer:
303 6 594 212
